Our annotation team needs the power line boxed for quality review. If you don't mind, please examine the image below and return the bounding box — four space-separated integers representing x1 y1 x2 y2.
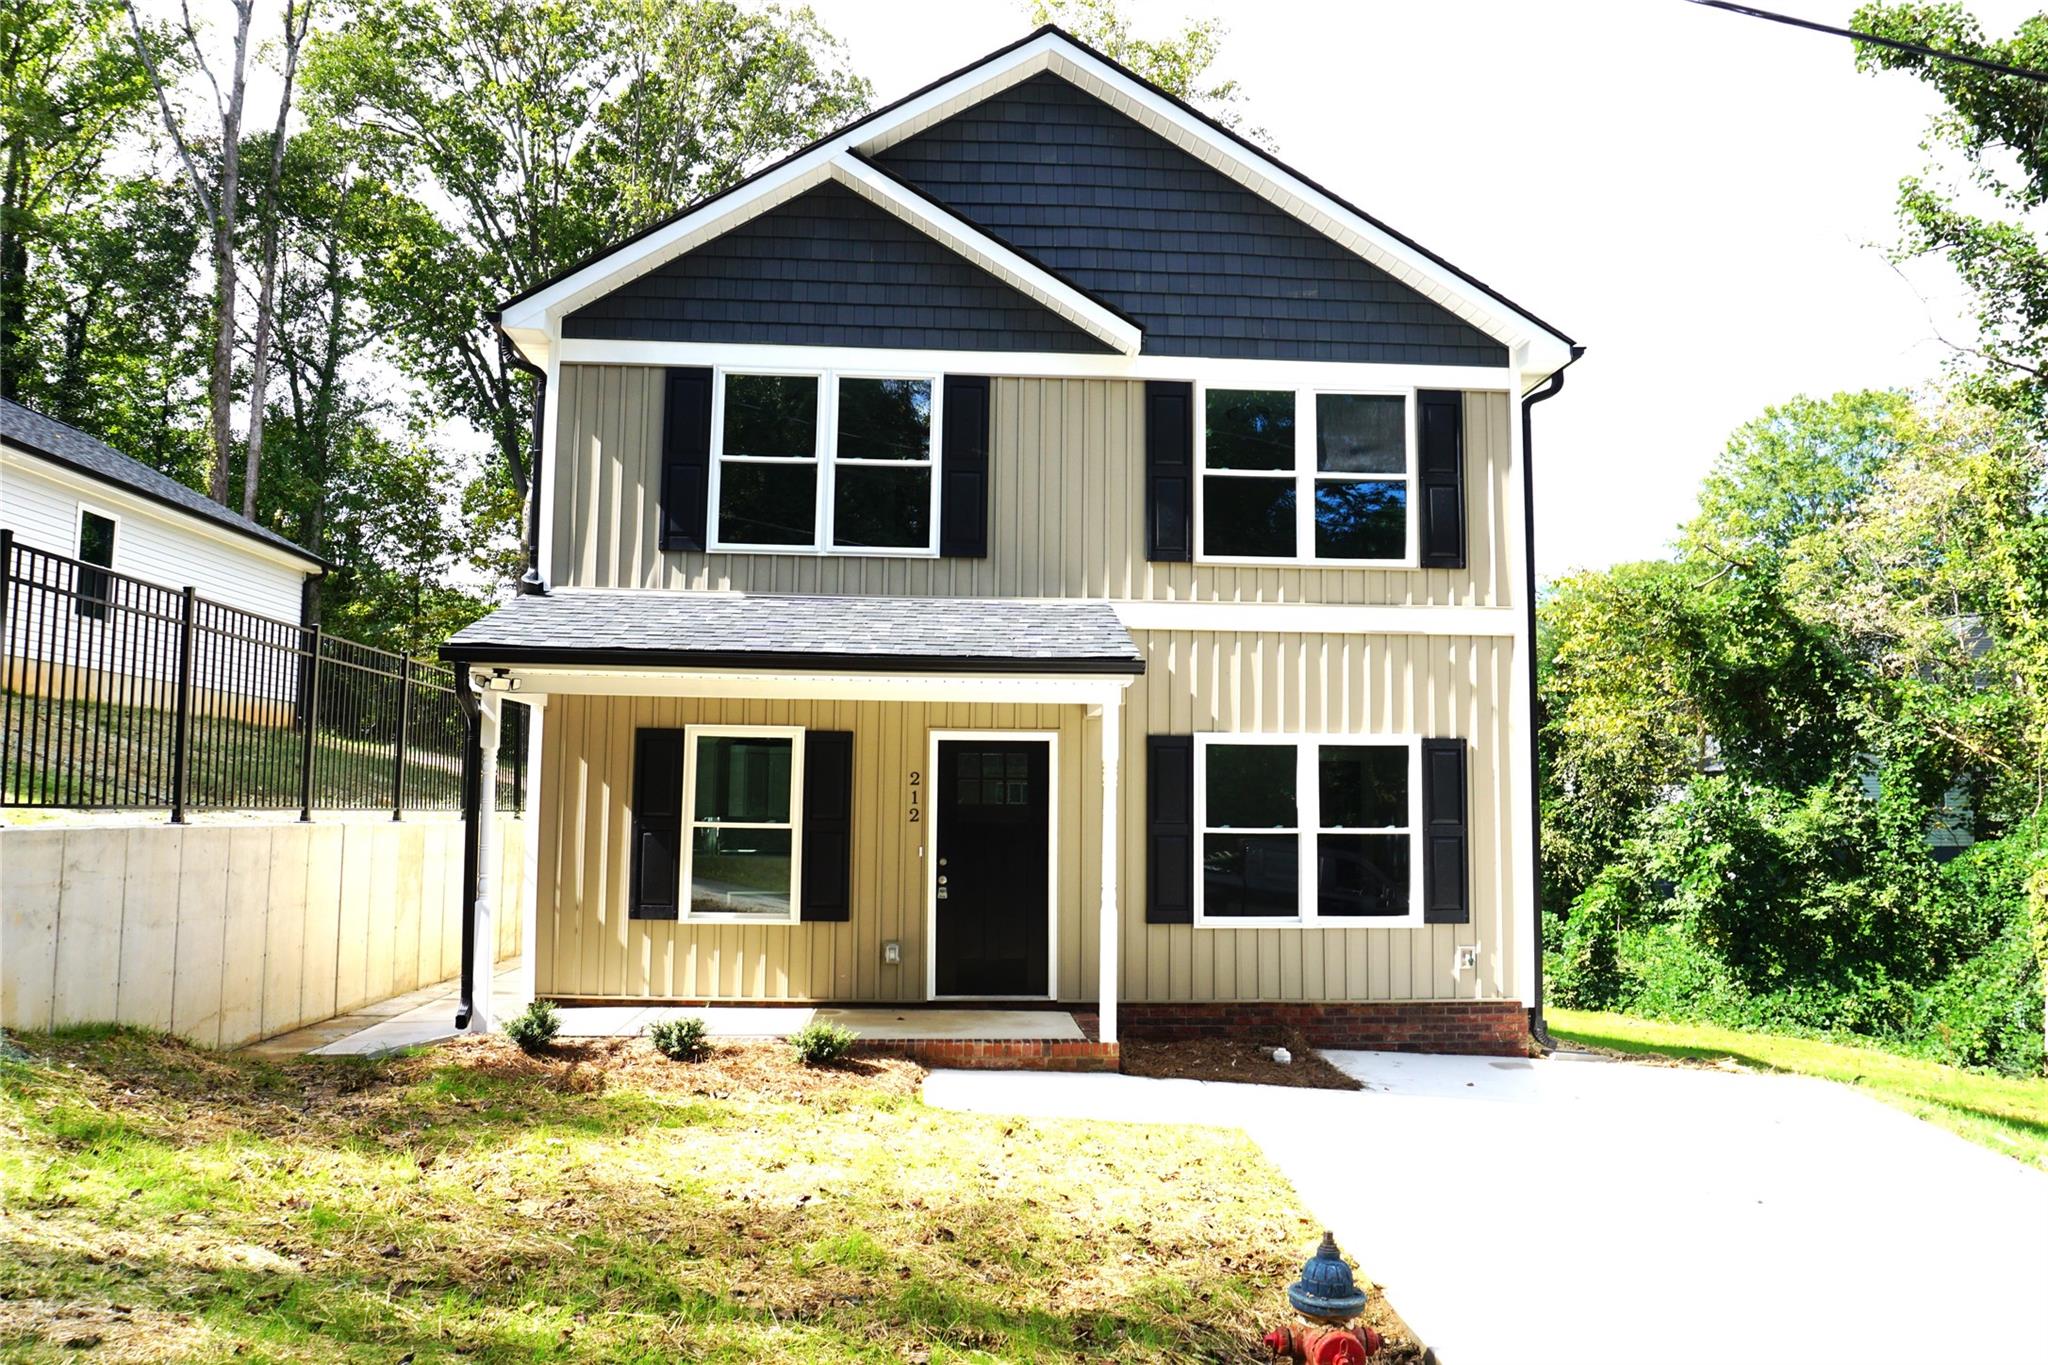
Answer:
1686 0 2048 84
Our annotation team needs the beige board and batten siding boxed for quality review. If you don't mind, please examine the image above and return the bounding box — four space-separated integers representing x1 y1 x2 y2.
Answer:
549 368 1515 607
532 631 1516 1006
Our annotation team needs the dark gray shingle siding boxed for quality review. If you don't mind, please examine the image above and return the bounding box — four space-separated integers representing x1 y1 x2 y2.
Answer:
563 181 1114 353
443 590 1143 672
876 73 1508 366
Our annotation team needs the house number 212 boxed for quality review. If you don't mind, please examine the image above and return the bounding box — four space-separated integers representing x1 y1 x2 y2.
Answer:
907 771 921 822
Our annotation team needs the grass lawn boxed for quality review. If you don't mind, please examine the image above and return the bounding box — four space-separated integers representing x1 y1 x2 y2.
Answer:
1547 1008 2048 1170
0 1031 1408 1363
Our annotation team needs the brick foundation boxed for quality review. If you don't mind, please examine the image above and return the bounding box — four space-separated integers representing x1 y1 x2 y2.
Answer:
1117 1000 1532 1057
849 1038 1120 1072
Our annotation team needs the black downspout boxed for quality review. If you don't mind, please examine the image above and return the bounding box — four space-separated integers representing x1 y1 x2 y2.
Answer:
453 661 482 1030
496 325 550 596
1520 347 1582 1051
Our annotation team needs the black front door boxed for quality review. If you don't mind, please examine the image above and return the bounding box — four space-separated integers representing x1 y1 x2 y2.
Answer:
934 739 1051 997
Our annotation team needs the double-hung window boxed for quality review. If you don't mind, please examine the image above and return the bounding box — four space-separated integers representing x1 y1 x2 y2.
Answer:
1197 386 1413 565
1194 734 1421 926
680 725 805 923
711 370 938 554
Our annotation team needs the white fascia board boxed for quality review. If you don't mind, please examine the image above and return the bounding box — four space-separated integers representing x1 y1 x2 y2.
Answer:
472 662 1135 706
502 28 1572 376
553 338 1518 392
830 156 1140 354
0 444 319 576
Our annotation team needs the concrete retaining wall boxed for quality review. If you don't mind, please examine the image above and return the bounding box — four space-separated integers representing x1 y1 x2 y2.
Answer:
0 814 525 1048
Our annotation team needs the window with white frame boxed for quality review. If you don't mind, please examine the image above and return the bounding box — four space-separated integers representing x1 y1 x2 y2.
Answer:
681 725 805 922
1198 386 1412 564
75 507 117 620
1194 735 1419 925
711 371 937 554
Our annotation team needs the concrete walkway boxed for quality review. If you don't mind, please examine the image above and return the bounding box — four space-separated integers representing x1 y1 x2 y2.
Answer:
254 972 1085 1057
924 1050 2048 1365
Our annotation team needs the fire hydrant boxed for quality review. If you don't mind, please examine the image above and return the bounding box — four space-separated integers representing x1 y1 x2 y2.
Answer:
1262 1231 1382 1364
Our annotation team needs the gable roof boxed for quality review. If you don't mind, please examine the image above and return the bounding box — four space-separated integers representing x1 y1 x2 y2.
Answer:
496 25 1577 378
0 398 325 570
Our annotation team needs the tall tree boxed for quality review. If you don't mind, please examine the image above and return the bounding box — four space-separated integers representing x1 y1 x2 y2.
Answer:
237 0 314 517
1851 6 2048 419
303 0 871 570
125 0 258 505
0 0 158 402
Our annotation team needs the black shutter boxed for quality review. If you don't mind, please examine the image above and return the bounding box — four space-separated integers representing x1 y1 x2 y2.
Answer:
659 366 713 551
1147 735 1195 924
938 375 991 558
629 728 685 920
1417 390 1465 569
1145 380 1193 562
1421 738 1469 924
801 730 854 922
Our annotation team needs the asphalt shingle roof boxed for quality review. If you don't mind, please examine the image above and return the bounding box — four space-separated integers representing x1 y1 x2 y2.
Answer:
441 590 1144 674
0 398 323 567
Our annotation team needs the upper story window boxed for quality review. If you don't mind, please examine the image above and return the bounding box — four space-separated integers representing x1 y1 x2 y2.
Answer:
1197 386 1413 566
712 370 938 555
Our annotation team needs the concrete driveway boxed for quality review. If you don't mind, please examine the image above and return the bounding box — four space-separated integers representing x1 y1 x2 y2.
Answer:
924 1049 2047 1364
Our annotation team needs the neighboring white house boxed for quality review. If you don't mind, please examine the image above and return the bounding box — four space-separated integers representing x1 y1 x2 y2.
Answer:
0 397 323 621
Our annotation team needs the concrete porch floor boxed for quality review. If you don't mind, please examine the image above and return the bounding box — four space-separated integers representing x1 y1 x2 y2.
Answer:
246 966 1088 1058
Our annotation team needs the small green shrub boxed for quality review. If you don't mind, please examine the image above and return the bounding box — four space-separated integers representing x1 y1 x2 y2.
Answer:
789 1021 857 1067
648 1016 711 1062
504 1000 562 1054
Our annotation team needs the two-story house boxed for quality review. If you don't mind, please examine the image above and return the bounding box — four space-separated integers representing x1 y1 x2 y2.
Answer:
441 26 1580 1060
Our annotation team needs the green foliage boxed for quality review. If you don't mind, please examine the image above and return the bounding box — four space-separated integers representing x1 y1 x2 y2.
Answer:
1543 386 2048 1074
648 1016 710 1062
789 1021 857 1067
504 1000 562 1054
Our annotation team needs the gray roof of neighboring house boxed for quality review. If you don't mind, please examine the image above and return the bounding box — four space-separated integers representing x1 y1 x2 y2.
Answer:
0 397 324 569
441 590 1145 674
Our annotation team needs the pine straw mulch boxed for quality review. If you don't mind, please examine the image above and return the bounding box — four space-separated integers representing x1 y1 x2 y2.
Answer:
1120 1036 1365 1091
422 1033 929 1104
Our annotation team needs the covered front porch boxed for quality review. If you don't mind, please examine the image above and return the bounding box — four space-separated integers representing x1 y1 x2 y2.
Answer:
442 590 1142 1059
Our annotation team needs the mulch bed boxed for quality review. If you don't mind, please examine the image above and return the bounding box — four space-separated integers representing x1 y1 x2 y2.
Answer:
1119 1036 1363 1090
424 1034 928 1103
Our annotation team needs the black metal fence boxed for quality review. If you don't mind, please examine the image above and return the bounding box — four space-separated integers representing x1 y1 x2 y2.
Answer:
0 530 526 818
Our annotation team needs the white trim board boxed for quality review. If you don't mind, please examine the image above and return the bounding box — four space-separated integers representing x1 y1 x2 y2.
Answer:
1114 602 1518 637
499 29 1573 377
552 339 1519 392
925 729 1061 1002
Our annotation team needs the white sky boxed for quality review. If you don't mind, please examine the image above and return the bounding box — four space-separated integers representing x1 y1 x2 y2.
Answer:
801 0 2036 578
179 0 2036 579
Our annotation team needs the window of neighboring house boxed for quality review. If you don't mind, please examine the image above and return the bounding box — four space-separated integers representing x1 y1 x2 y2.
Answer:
711 371 938 554
75 508 117 620
1198 386 1413 564
1194 734 1420 925
681 725 804 923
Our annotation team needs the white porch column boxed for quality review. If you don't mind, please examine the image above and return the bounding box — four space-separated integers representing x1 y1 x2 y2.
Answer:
467 690 502 1035
1097 688 1122 1045
515 696 546 1010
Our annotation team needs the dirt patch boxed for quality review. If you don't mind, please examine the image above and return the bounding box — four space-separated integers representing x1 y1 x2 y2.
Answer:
1120 1037 1363 1090
0 1299 214 1362
419 1034 928 1103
